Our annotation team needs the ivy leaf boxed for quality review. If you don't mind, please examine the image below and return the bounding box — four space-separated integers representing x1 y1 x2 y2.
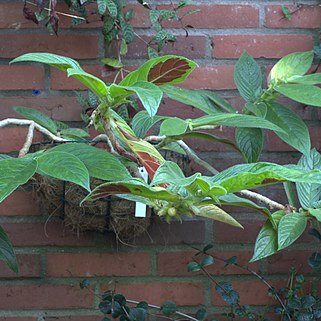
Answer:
161 301 177 316
278 213 307 251
106 0 118 18
234 51 262 102
97 0 108 15
121 19 134 43
236 127 263 163
265 102 310 156
0 225 18 273
187 261 201 272
200 255 214 267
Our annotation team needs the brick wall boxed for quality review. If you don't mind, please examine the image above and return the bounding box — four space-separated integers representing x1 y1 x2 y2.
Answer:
0 1 320 320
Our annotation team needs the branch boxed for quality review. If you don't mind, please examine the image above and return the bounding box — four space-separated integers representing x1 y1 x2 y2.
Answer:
19 123 35 157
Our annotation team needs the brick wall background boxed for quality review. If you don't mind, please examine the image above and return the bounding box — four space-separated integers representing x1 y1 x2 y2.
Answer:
0 0 321 320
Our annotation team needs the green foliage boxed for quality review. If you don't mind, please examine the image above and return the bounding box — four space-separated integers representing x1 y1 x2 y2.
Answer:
0 226 18 273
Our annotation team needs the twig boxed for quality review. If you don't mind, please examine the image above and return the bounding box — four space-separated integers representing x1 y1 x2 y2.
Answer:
25 0 86 21
19 123 35 157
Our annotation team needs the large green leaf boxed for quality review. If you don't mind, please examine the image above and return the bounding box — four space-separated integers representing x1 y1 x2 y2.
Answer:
159 118 188 136
120 55 197 87
82 179 180 203
250 210 285 262
132 111 167 138
46 143 131 181
151 161 200 187
296 149 321 209
36 151 90 191
195 204 243 228
278 213 307 250
275 84 321 107
269 51 313 82
234 51 262 102
235 127 263 163
67 68 108 98
110 81 163 117
211 162 321 193
308 208 321 222
0 157 37 203
13 106 58 134
60 128 89 140
10 52 81 72
162 85 236 114
0 225 18 273
265 102 310 155
245 102 267 118
191 113 284 133
287 73 321 85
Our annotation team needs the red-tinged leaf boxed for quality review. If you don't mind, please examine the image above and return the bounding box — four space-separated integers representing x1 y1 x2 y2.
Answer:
87 184 131 200
23 5 38 25
46 12 59 35
148 58 190 85
136 151 162 180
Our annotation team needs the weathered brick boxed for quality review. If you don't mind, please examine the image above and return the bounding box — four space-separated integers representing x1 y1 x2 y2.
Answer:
265 5 321 29
46 252 149 276
159 4 259 28
0 96 82 122
2 222 96 246
0 254 40 278
0 34 99 59
106 282 203 306
0 3 30 29
213 35 313 59
0 284 93 309
0 191 39 216
0 127 43 153
157 250 257 276
0 318 36 321
0 65 44 90
44 317 101 321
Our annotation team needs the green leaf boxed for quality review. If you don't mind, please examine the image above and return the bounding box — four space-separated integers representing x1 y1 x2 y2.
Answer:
250 211 285 262
82 179 180 204
278 213 307 250
106 0 118 17
234 51 262 102
287 73 321 85
281 6 292 20
236 127 263 163
309 208 321 222
195 308 207 321
159 118 188 136
265 102 310 155
13 106 58 134
270 51 314 82
129 308 146 321
195 204 243 229
110 81 163 117
132 111 167 138
101 58 123 69
245 102 267 118
200 255 214 267
275 84 321 107
67 68 108 98
10 52 82 72
0 157 37 203
121 20 134 43
296 149 321 208
60 128 89 140
191 113 284 133
187 261 201 272
0 155 11 160
36 151 90 191
163 85 236 114
0 225 18 273
120 55 197 87
151 161 200 187
46 143 131 181
161 301 177 316
97 0 108 15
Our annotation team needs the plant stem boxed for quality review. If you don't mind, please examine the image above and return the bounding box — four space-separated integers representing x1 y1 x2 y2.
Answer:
283 182 298 209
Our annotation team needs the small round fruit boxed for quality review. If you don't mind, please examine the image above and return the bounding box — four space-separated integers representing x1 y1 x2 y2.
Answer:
167 207 177 217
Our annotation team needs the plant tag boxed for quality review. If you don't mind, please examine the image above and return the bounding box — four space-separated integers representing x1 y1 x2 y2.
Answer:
135 167 148 218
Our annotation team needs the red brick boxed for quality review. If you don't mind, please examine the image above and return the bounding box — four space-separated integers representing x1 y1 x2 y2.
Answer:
44 317 101 321
0 127 43 153
0 191 39 216
2 222 96 246
0 4 30 29
0 65 44 90
213 35 313 59
0 254 40 278
0 318 36 321
0 34 99 59
214 220 264 244
265 5 321 29
1 96 82 122
126 4 151 28
182 65 236 90
46 252 149 276
107 282 203 306
266 250 315 274
0 284 92 309
159 4 259 28
157 250 257 276
213 280 279 306
127 36 206 60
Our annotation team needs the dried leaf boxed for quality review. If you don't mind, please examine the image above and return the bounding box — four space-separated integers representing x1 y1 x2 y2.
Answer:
46 12 60 36
148 58 190 85
23 5 38 25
